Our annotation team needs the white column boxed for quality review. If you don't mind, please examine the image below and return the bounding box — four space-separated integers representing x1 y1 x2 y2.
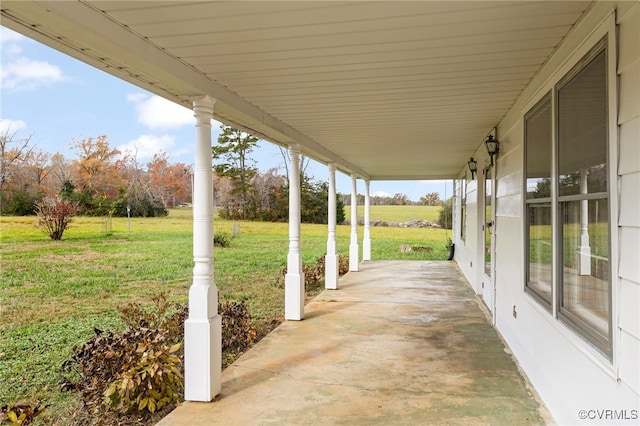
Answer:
325 163 339 289
578 169 591 275
363 180 371 261
184 95 221 402
285 144 305 320
349 173 359 272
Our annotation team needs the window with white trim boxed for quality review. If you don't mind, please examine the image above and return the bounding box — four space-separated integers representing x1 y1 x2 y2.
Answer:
525 94 553 307
524 38 611 356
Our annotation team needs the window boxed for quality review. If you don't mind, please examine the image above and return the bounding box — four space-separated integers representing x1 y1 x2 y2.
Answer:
484 165 493 277
525 94 553 306
557 43 610 351
460 177 467 242
524 38 611 356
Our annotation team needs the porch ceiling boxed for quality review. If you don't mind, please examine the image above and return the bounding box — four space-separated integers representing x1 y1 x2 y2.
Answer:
1 1 591 180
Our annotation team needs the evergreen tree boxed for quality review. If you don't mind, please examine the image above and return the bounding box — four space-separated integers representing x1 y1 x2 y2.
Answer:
212 126 259 219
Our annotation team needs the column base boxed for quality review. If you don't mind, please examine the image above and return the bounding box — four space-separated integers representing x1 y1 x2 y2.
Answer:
363 238 371 261
285 272 305 320
184 315 222 402
325 254 339 289
349 243 359 272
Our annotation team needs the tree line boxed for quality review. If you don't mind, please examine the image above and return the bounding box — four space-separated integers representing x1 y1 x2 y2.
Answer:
340 192 442 207
1 126 191 217
1 122 444 225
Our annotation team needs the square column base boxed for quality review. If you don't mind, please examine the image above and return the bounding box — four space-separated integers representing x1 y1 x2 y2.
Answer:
184 315 222 401
285 273 305 320
363 238 371 261
325 254 339 289
349 243 359 272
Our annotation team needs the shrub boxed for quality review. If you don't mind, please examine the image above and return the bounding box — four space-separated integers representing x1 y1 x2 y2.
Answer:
438 197 453 229
102 335 183 415
1 190 42 215
61 295 186 420
35 196 78 240
214 232 232 248
220 301 257 361
61 294 259 420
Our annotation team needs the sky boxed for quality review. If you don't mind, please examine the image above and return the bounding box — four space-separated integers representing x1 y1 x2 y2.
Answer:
0 27 451 200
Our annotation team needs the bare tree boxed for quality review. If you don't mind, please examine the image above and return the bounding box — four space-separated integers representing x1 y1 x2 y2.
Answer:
49 152 73 192
0 122 34 192
26 149 51 192
277 146 311 182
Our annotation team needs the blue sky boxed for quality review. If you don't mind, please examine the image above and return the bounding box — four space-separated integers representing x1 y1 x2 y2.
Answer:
0 27 451 200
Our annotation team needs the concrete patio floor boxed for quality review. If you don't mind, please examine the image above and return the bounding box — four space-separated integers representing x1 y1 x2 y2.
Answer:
159 260 552 425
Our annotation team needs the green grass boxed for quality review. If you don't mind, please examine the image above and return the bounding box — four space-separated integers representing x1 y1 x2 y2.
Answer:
344 205 441 223
0 207 448 423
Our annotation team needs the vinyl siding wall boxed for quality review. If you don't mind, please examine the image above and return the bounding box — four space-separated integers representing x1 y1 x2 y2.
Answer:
453 2 640 423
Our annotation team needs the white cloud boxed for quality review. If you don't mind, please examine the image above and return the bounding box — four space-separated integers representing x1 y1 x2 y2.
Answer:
6 44 22 55
0 118 27 134
372 191 391 198
128 93 194 130
1 57 67 91
118 134 176 162
0 27 26 44
126 93 147 103
0 28 68 91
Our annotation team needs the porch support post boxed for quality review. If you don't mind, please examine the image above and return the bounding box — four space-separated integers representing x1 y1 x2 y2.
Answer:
184 95 221 402
349 173 359 272
325 163 339 289
363 180 371 261
578 169 591 275
285 144 305 320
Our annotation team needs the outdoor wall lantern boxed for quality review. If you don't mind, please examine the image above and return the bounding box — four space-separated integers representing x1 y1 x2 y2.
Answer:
467 157 478 180
484 135 499 166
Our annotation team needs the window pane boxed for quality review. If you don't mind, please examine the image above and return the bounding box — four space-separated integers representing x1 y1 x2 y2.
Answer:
558 50 607 196
560 199 609 337
484 167 492 277
526 96 552 199
461 179 467 241
527 203 552 302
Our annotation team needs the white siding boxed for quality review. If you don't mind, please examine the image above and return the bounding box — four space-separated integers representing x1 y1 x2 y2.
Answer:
617 0 640 399
456 2 640 424
456 174 480 291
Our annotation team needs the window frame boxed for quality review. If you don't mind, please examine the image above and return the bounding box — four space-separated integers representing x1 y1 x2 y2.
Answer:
524 93 553 310
460 176 467 242
522 34 614 359
555 39 612 356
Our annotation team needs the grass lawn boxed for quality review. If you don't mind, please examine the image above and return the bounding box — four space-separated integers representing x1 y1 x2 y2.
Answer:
0 207 448 423
344 204 441 223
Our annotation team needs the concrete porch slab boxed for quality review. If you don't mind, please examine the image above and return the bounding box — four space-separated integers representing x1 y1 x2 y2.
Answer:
159 261 551 425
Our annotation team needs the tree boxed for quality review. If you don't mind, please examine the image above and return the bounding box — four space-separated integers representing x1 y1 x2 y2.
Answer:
420 192 441 206
111 149 167 217
438 197 453 229
393 193 410 205
148 152 192 208
0 122 34 194
251 168 287 221
277 146 311 182
50 152 74 194
70 135 123 199
212 126 259 219
0 124 43 215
